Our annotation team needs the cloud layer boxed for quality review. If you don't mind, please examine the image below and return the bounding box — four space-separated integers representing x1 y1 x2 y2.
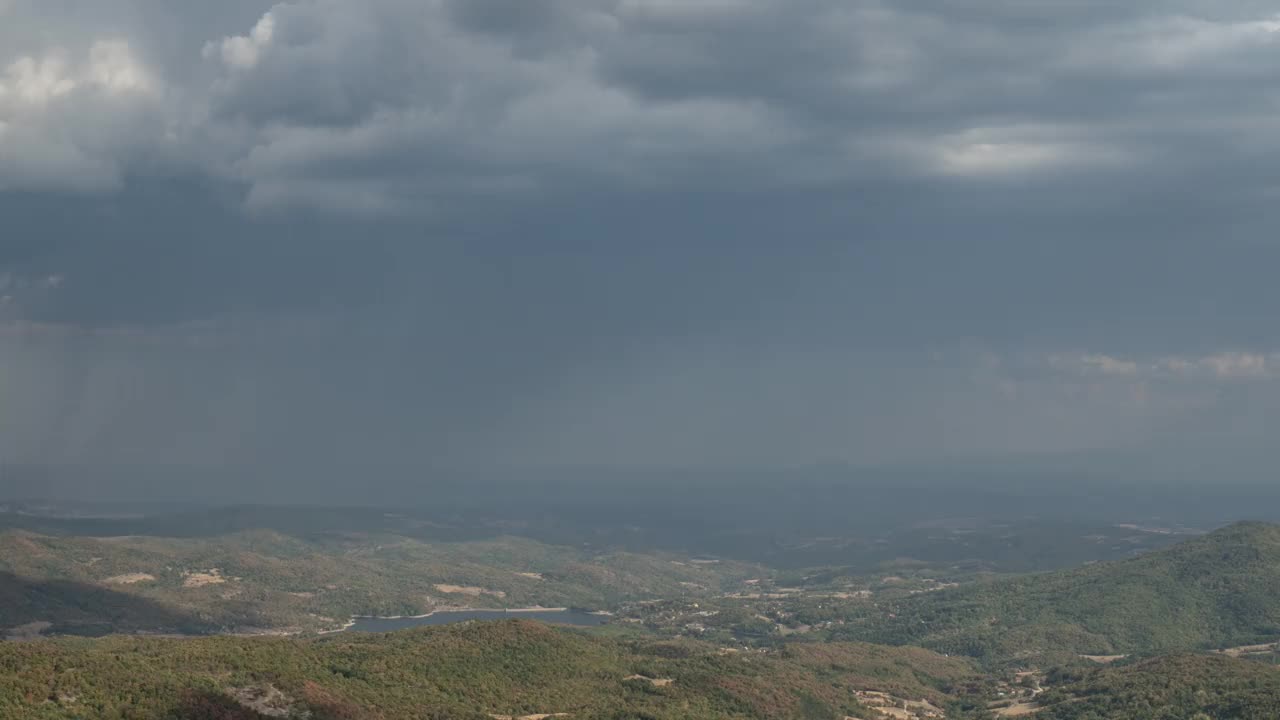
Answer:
3 1 1280 483
4 0 1280 210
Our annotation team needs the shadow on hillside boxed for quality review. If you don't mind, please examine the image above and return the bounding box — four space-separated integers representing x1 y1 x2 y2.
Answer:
172 690 270 720
173 687 367 720
0 571 212 636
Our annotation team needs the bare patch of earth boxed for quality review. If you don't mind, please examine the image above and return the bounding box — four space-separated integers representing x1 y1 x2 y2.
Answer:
434 584 507 598
103 573 156 585
228 685 296 718
1214 643 1277 658
857 691 945 720
625 675 674 687
183 569 229 588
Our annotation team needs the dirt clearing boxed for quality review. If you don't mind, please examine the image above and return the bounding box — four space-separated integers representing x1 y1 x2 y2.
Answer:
183 569 229 588
434 584 507 598
104 573 156 585
625 675 674 687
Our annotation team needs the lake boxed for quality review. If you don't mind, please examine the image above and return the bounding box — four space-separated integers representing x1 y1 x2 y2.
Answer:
345 609 608 633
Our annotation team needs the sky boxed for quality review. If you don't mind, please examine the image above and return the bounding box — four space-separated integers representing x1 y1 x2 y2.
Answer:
2 0 1280 498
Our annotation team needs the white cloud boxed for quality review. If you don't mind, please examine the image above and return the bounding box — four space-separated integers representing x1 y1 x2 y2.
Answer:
934 140 1107 177
1170 352 1271 379
1049 353 1143 378
859 123 1135 179
0 38 161 191
1080 354 1141 377
0 40 154 105
205 12 275 71
1052 350 1277 382
85 40 155 94
0 52 76 105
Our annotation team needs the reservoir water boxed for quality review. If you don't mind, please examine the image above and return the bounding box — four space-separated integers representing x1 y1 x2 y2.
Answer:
345 609 608 633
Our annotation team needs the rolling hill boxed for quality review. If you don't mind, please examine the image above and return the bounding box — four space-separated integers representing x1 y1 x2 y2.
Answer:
1036 653 1280 719
0 526 764 636
839 522 1280 663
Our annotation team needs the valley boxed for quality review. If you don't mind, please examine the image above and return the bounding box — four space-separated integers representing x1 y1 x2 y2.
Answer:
0 503 1196 642
3 503 1279 719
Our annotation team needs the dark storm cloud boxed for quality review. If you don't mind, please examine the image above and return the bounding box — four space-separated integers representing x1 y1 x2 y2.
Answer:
6 0 1280 213
3 0 1280 487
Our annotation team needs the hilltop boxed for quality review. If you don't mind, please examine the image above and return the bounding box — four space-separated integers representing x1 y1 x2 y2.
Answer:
839 522 1280 662
0 619 985 720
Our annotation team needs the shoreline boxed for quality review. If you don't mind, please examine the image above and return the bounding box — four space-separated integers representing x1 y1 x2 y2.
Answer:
315 619 357 635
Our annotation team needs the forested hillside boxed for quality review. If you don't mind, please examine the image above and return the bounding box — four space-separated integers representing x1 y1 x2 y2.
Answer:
0 619 985 720
1037 654 1280 720
838 522 1280 662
